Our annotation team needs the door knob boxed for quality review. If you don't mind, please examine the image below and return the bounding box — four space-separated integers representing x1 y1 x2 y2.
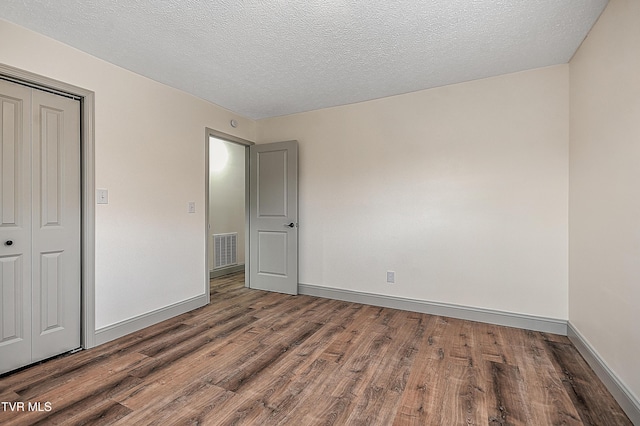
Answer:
5 240 13 246
285 223 295 228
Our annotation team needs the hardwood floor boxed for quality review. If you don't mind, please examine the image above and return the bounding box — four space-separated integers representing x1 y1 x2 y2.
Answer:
0 272 631 425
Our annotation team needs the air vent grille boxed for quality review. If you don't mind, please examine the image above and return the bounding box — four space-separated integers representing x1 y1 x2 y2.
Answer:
213 233 237 269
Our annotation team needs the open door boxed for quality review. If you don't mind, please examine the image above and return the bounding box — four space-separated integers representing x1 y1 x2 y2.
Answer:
249 141 298 295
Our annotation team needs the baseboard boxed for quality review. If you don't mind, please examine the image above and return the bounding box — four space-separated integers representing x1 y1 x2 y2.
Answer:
299 283 567 335
210 264 245 279
94 293 208 347
567 322 640 425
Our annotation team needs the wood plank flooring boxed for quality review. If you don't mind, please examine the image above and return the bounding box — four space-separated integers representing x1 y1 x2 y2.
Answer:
0 272 631 425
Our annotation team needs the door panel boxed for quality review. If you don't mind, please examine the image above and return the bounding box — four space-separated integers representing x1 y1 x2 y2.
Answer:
31 89 80 362
1 255 25 342
40 106 64 227
257 150 288 217
0 79 32 373
2 96 21 226
257 231 288 276
39 250 63 333
250 141 298 295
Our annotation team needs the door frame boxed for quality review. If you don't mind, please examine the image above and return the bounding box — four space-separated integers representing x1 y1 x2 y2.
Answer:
205 128 254 294
0 64 97 349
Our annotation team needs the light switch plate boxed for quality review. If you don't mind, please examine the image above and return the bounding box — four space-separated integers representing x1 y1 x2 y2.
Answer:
97 189 108 204
188 201 196 213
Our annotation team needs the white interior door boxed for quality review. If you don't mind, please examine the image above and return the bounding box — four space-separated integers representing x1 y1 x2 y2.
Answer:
30 88 81 363
0 79 81 374
0 79 32 373
249 141 298 295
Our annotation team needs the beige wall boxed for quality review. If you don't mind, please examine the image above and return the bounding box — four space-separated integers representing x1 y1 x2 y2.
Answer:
258 65 570 319
569 0 640 403
0 19 256 330
209 138 246 270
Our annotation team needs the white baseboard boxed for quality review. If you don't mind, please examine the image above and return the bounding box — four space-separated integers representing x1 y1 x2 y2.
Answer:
94 294 208 347
210 264 245 279
568 322 640 425
298 283 567 335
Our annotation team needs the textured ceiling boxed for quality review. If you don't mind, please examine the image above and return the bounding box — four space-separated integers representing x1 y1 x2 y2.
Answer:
1 1 608 120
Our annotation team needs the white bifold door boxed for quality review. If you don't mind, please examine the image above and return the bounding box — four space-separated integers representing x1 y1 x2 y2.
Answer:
0 79 81 374
249 141 298 295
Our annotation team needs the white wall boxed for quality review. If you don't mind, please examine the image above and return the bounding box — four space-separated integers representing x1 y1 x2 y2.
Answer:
209 138 246 270
0 19 256 331
258 65 569 319
569 0 640 404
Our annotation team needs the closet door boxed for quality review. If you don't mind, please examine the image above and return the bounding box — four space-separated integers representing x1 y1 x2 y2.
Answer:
0 79 32 373
31 88 81 363
0 79 81 374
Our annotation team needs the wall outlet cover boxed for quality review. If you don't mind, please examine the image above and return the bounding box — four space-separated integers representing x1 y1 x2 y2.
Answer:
387 271 395 284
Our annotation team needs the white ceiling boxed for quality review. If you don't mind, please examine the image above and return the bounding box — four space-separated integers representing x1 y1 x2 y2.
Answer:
1 1 608 120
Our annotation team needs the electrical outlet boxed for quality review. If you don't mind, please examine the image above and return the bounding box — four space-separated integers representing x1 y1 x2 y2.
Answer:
386 271 395 284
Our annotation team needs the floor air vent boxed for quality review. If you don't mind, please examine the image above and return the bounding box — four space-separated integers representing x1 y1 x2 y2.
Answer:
214 233 238 269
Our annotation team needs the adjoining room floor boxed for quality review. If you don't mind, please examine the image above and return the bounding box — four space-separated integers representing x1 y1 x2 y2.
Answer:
0 272 631 425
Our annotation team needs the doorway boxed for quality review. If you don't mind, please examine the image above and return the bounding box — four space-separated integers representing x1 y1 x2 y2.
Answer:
204 130 299 297
206 129 252 292
208 136 248 281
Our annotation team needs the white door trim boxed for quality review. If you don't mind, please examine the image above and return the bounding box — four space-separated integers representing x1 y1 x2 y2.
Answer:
0 63 97 349
205 128 254 291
